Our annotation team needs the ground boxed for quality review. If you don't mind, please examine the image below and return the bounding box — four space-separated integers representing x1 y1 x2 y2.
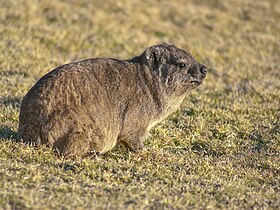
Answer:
0 0 279 209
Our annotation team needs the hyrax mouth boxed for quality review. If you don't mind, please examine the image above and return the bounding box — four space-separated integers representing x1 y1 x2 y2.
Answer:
190 79 203 86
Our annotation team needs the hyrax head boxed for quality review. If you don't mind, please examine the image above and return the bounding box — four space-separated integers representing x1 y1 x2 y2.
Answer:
142 43 207 94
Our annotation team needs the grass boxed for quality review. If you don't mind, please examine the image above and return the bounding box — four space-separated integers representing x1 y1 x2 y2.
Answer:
0 0 279 209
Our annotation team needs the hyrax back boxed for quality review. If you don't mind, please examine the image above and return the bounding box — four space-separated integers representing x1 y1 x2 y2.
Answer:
18 44 207 159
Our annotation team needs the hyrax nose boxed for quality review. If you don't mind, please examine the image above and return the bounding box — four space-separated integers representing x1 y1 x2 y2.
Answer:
200 64 207 75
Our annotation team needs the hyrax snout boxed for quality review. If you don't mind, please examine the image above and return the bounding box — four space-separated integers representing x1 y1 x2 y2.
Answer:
18 44 207 159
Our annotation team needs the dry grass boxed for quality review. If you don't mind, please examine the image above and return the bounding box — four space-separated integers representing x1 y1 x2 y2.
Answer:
0 0 279 209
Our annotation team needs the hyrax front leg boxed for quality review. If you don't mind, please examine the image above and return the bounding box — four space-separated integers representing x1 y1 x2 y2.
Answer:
124 137 144 152
120 131 148 152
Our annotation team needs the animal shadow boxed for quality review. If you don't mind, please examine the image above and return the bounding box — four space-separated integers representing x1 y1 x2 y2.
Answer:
1 96 21 109
0 126 18 141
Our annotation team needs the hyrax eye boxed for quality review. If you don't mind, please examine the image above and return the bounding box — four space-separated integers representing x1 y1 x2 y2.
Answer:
178 63 186 68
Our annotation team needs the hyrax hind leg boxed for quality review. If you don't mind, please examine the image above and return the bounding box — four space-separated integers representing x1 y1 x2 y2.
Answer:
47 108 100 160
52 130 90 159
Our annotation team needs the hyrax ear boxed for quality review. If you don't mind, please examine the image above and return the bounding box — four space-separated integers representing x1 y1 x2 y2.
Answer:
144 46 161 70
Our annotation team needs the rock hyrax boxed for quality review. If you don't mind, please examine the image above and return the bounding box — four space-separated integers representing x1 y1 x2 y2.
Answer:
18 44 207 159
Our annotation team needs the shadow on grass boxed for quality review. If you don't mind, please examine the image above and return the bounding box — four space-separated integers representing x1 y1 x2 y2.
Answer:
1 96 22 109
0 126 18 140
0 70 29 77
190 140 225 157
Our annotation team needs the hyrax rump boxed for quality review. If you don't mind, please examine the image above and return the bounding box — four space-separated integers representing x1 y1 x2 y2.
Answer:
18 44 207 159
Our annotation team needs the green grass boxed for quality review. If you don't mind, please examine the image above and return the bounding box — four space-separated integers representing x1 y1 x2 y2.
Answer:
0 0 279 209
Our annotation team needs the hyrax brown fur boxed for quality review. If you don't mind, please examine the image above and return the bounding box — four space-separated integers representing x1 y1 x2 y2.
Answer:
18 44 207 159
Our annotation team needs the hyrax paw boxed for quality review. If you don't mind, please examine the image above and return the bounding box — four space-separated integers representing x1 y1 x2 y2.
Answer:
122 138 144 152
129 141 144 152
